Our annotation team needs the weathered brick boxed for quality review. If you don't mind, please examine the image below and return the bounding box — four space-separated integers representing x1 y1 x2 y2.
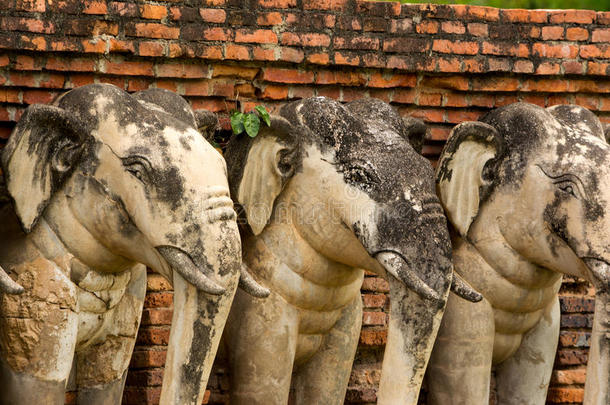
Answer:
359 329 387 346
334 35 379 51
541 26 564 41
368 72 415 88
334 52 360 66
532 43 578 59
235 29 277 44
82 0 106 14
433 39 479 55
514 60 534 73
441 21 465 34
536 61 561 75
263 67 314 84
281 32 330 47
467 22 488 37
252 46 275 61
362 311 386 326
383 38 430 53
138 41 165 57
549 9 595 24
566 27 588 41
256 11 282 26
588 62 610 76
482 41 529 58
15 0 44 12
547 388 584 403
128 23 179 39
144 292 173 308
139 4 167 20
580 44 610 59
363 17 387 32
389 18 412 33
261 84 288 99
306 52 329 65
552 369 587 385
416 20 438 34
258 0 296 8
592 29 610 44
156 62 208 78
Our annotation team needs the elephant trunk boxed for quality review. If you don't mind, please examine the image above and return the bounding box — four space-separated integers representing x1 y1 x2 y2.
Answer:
583 259 610 405
156 233 241 404
375 251 449 405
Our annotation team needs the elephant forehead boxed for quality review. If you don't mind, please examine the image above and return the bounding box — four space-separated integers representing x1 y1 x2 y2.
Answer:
550 132 610 169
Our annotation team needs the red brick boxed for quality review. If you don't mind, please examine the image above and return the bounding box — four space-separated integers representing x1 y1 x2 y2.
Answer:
303 0 348 11
428 126 451 141
598 11 610 24
549 9 595 24
362 311 386 326
69 74 95 88
465 5 500 22
316 70 366 86
566 27 589 41
108 39 135 54
141 308 173 326
552 369 587 385
103 60 153 76
281 32 330 47
416 20 438 34
306 52 329 65
258 0 296 8
472 77 519 92
482 41 529 58
541 26 564 41
14 55 40 70
256 11 282 26
22 89 56 105
362 294 387 308
156 62 208 79
334 52 360 66
433 39 479 55
532 43 578 59
261 84 288 99
443 93 469 108
588 62 610 76
0 55 8 67
15 0 44 12
521 78 568 93
502 9 547 23
467 22 488 37
547 388 584 403
441 21 465 34
361 277 389 293
447 110 482 123
563 60 585 75
203 27 231 41
536 62 561 75
212 65 259 80
438 57 461 73
81 39 106 53
470 94 496 108
263 67 314 84
137 4 165 19
336 15 361 31
126 78 149 92
131 23 179 39
529 26 541 39
368 72 415 88
1 17 55 34
138 41 165 57
0 89 20 103
279 47 304 63
83 1 107 15
109 1 138 17
580 44 610 59
422 75 470 91
418 93 442 107
592 29 610 43
144 292 173 308
359 329 387 346
225 44 250 60
514 60 534 73
363 17 386 32
19 35 46 51
252 46 275 61
235 29 277 44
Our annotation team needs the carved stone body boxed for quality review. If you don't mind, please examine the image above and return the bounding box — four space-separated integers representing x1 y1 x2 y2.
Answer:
429 103 610 405
0 84 242 405
221 97 478 405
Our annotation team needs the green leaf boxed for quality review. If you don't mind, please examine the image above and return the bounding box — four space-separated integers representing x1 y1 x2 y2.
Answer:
230 111 245 135
243 113 261 138
255 105 271 127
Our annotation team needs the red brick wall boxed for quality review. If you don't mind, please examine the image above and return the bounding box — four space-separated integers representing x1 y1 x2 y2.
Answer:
0 1 608 404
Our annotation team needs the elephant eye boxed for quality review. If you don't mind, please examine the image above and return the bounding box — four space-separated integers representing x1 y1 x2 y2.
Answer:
122 156 152 184
343 164 379 190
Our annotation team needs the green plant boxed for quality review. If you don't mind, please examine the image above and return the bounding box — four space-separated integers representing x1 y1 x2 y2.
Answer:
230 105 271 138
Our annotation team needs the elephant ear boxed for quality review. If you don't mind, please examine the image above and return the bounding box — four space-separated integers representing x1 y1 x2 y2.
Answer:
224 116 300 235
436 121 504 237
1 104 88 232
401 116 427 155
547 104 606 141
133 88 197 128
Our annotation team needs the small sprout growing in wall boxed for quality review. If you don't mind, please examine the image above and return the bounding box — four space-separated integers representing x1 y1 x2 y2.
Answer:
230 105 271 138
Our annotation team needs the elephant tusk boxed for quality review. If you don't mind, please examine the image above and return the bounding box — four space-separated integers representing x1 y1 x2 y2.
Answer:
239 263 270 298
450 272 483 302
0 266 23 294
376 251 441 303
156 246 226 296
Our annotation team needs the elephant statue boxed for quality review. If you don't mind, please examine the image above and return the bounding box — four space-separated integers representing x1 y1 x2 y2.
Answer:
428 103 610 405
219 96 480 405
0 83 245 405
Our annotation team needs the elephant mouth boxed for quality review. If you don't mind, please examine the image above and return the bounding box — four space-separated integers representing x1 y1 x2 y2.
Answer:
156 245 226 295
583 257 610 290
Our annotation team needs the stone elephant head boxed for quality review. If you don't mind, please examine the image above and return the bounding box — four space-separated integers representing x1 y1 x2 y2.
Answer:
221 97 477 404
0 84 241 404
436 103 609 404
